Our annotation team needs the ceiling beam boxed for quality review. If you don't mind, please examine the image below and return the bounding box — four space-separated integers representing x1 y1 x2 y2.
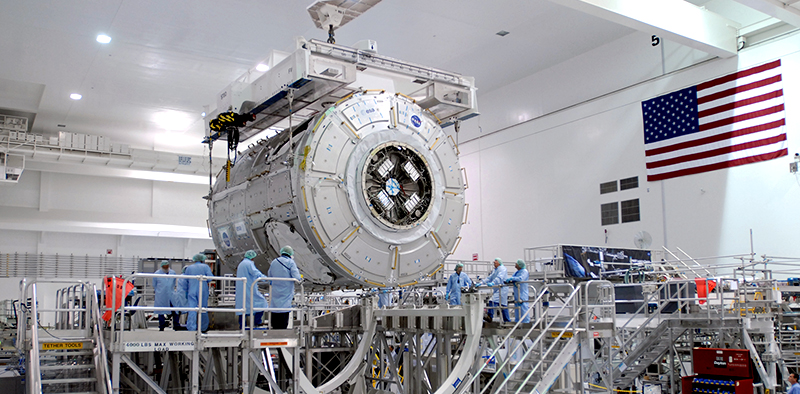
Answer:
25 161 208 185
552 0 741 58
730 0 800 27
0 219 211 239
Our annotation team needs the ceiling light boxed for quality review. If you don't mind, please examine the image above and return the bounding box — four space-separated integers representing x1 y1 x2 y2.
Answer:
70 93 82 100
96 34 112 44
496 30 510 37
201 112 206 117
256 63 269 72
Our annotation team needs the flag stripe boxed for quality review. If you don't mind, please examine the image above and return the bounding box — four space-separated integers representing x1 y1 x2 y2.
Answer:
646 134 786 168
648 126 785 163
699 96 783 126
645 119 785 156
648 140 787 177
697 68 782 103
698 104 784 132
696 75 782 105
696 60 781 91
697 82 782 112
697 90 783 118
647 149 788 181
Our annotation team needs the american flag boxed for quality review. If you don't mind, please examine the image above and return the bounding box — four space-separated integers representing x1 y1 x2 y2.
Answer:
642 60 787 182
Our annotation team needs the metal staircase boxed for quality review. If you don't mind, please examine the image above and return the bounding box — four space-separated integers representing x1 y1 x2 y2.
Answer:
500 334 579 394
457 283 581 394
19 280 111 394
612 319 678 389
610 281 692 390
526 335 579 394
38 338 99 393
503 284 581 394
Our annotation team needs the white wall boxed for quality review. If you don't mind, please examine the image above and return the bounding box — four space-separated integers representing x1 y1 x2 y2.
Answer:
0 230 212 259
0 168 214 261
455 31 800 277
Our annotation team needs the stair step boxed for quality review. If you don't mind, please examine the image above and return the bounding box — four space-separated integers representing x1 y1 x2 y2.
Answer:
52 392 97 394
508 376 539 383
45 391 100 394
507 380 539 389
41 377 97 384
40 350 94 356
40 358 94 363
44 392 98 394
40 364 94 371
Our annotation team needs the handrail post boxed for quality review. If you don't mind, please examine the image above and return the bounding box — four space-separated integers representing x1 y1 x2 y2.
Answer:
54 288 61 329
90 283 113 394
29 282 42 394
16 279 27 359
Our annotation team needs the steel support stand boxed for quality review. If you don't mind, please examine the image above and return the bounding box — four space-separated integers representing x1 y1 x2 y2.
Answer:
192 350 200 394
158 352 171 390
242 346 250 394
112 351 121 394
669 328 675 394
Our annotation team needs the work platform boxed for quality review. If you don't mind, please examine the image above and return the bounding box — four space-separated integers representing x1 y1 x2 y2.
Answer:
10 256 800 394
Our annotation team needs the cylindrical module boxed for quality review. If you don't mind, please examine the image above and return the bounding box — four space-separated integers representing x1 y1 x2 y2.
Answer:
209 91 465 289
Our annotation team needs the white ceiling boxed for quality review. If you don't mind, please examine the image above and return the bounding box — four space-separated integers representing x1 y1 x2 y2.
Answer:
0 0 792 155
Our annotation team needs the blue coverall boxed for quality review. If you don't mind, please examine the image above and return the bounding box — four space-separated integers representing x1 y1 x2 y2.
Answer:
480 265 510 322
506 268 530 323
268 255 302 328
445 271 472 305
171 276 188 308
184 261 213 331
378 290 390 308
152 267 178 329
235 257 267 326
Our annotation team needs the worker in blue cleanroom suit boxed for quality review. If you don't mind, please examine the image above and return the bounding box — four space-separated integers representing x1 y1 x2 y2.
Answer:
445 263 472 305
268 246 302 329
184 253 213 332
235 250 267 328
505 259 530 323
171 266 188 327
378 289 391 308
478 258 510 322
153 260 182 331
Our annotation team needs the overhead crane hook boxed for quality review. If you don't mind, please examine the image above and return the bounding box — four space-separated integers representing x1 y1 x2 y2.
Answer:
327 24 335 44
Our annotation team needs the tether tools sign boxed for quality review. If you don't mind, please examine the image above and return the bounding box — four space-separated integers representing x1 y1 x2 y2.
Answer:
42 342 84 350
